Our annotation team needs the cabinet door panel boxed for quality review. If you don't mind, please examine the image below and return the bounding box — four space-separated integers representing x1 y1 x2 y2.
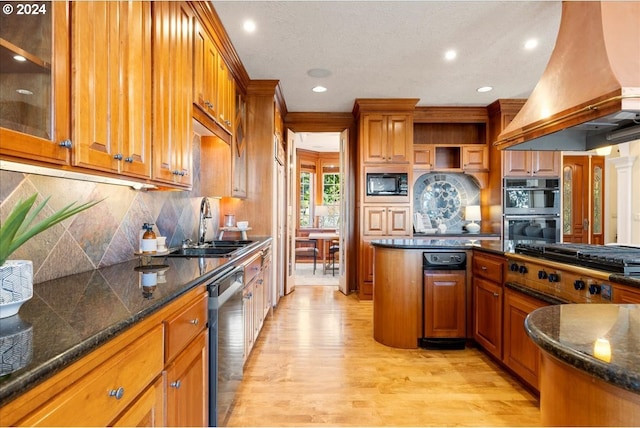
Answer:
503 151 530 176
165 331 208 427
462 146 488 170
532 152 560 176
387 115 410 163
362 115 386 163
363 206 386 235
387 206 411 235
503 288 547 390
424 271 466 338
112 376 165 427
473 277 502 358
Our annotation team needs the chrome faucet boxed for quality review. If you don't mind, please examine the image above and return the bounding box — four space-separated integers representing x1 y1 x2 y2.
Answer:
198 197 212 246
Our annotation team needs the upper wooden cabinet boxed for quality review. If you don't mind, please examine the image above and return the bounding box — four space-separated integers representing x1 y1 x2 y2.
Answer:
71 1 152 179
152 1 193 188
503 151 560 177
193 19 219 120
363 205 411 236
361 114 412 164
231 92 247 198
0 2 71 165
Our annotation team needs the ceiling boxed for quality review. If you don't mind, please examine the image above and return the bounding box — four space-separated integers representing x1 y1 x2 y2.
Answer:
211 1 562 114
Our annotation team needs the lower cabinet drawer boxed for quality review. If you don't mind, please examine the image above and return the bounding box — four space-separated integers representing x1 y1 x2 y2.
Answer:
20 324 164 427
165 293 208 362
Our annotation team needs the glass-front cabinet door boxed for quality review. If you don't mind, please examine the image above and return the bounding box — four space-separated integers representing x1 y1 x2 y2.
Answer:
0 1 70 165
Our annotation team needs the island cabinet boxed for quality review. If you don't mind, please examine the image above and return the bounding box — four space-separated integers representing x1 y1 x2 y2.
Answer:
502 150 560 177
502 287 548 391
0 2 71 165
71 1 152 179
0 285 209 427
472 252 505 360
612 283 640 303
152 1 193 188
423 270 466 338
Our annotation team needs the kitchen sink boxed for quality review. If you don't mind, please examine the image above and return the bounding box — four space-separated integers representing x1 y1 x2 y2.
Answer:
206 240 254 247
166 247 240 257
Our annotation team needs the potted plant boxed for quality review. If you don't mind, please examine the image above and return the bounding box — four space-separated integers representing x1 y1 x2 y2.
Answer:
0 193 102 318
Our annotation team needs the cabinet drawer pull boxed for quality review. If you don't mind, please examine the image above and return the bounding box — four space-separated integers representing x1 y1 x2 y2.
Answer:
170 380 182 389
493 292 500 297
109 387 125 400
481 266 488 270
59 139 72 148
190 318 199 326
124 156 134 163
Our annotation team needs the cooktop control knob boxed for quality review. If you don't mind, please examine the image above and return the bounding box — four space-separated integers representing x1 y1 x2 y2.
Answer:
548 273 560 283
538 270 548 280
574 280 586 290
518 265 528 274
589 284 602 295
510 263 519 272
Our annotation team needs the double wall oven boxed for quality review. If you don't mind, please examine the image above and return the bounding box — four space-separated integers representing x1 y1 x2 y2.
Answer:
503 178 560 250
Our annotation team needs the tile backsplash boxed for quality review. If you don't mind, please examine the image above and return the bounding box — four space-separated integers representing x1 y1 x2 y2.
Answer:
0 135 221 284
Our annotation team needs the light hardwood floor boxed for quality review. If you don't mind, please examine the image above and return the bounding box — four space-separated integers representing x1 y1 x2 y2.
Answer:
227 286 541 427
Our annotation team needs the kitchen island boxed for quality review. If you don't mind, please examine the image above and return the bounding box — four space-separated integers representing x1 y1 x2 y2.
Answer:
525 304 640 426
371 239 503 348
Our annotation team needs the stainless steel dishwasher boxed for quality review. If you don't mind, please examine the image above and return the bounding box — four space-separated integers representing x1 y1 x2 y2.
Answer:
208 265 244 427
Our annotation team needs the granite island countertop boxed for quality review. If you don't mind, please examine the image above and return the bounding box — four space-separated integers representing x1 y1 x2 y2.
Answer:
371 238 506 256
525 304 640 394
0 237 271 405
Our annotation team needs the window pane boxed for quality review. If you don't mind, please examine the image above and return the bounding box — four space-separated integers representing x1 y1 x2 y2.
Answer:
300 172 312 227
563 166 572 235
322 173 340 228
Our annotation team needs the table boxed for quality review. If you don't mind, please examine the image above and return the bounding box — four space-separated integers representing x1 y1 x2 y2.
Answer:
308 232 339 274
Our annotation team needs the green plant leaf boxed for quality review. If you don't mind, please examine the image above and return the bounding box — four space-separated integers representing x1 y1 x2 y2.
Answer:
0 194 103 266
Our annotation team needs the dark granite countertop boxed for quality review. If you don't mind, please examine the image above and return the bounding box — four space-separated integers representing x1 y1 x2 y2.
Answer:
371 238 506 256
525 304 640 394
0 237 271 405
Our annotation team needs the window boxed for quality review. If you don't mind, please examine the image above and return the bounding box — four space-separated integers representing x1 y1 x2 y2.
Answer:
322 172 340 228
299 172 312 227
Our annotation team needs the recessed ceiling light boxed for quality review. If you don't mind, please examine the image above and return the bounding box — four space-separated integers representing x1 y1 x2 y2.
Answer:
16 89 33 95
243 19 256 33
307 68 331 78
477 86 493 93
524 39 538 50
444 50 457 61
312 86 327 93
13 55 26 62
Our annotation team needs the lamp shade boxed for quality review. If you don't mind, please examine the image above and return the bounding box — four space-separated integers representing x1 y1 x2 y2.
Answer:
315 205 330 217
465 205 481 222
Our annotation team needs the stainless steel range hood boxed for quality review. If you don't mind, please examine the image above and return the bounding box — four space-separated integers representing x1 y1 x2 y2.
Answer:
495 1 640 152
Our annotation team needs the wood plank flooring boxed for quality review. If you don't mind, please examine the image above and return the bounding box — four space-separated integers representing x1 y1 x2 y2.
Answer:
227 286 541 427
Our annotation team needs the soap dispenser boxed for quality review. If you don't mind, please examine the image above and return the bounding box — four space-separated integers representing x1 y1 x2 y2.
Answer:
141 223 157 253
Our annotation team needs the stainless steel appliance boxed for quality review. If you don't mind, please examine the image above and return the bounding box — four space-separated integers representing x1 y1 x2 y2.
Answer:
503 178 560 215
503 177 560 251
208 265 244 427
421 251 467 349
515 243 640 277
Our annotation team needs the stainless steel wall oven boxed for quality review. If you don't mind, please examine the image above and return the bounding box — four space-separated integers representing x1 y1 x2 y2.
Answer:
504 178 560 215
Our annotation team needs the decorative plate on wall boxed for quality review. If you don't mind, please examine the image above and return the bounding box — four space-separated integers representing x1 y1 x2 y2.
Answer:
413 173 480 232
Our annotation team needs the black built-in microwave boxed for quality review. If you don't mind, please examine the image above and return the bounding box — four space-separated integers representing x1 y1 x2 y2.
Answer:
366 172 408 196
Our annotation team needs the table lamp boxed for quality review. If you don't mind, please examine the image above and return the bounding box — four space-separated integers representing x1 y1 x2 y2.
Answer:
465 205 481 233
315 205 330 229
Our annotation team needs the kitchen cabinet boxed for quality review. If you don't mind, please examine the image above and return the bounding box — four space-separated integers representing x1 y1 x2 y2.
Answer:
0 285 208 427
165 330 208 427
358 239 375 300
152 1 193 188
18 324 165 426
462 145 488 171
0 2 71 165
232 92 248 198
242 247 272 361
361 114 413 164
503 287 548 391
472 252 505 360
243 279 255 362
193 18 219 120
71 1 152 179
503 151 560 177
413 144 434 169
216 55 235 134
423 270 466 338
363 205 411 236
112 377 165 427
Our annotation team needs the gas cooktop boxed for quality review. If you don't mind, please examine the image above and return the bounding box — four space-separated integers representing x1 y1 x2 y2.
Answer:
515 243 640 276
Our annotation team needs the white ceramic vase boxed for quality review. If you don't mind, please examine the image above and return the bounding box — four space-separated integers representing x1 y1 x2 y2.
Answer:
0 260 34 319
